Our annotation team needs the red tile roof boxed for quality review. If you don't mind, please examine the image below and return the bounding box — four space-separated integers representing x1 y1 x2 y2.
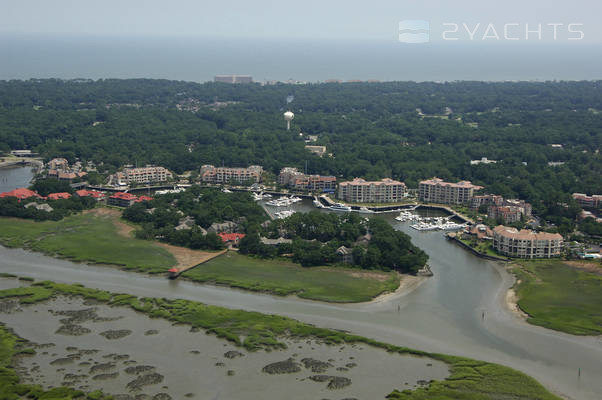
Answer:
0 188 41 200
110 192 137 201
218 233 246 242
135 195 153 203
75 189 105 199
47 192 72 200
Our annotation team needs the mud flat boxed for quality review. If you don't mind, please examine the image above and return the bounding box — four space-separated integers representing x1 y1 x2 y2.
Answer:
1 293 448 399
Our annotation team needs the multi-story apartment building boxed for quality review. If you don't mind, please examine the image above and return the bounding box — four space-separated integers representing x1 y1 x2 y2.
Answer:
488 205 524 224
572 193 602 209
120 166 173 184
278 167 303 186
214 75 253 84
493 226 563 259
278 167 336 191
419 177 483 205
338 178 406 203
200 165 263 184
470 194 504 209
47 158 69 171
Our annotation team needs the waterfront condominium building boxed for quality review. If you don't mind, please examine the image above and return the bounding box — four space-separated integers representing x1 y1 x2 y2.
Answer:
572 193 602 209
121 166 173 184
419 177 483 205
487 205 524 224
278 167 336 191
337 178 406 203
200 165 263 184
492 226 563 259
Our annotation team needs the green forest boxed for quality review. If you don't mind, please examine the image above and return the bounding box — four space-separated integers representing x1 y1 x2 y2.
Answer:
122 187 267 250
0 79 600 229
241 211 428 273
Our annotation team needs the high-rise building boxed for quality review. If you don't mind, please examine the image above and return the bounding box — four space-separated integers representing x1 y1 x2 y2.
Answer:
419 177 482 205
214 75 253 84
278 167 336 191
493 226 563 259
338 178 406 203
200 165 263 184
120 166 173 184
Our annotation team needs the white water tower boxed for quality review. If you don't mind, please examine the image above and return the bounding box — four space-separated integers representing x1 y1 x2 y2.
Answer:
284 111 294 130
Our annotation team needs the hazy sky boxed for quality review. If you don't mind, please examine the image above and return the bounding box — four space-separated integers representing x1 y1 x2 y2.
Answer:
2 0 601 43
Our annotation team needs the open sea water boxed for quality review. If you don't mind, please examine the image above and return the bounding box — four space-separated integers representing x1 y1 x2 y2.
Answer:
1 34 601 82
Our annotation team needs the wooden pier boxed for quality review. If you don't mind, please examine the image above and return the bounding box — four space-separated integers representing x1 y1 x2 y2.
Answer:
168 249 227 279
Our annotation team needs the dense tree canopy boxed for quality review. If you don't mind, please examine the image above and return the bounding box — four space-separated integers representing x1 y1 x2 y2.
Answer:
0 79 600 225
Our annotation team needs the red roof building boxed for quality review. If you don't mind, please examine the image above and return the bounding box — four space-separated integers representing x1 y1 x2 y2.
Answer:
135 195 153 203
75 189 106 201
47 192 72 200
218 232 246 246
107 192 138 207
0 188 42 200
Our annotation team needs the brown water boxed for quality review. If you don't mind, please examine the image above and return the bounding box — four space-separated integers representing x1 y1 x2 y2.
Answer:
1 293 448 399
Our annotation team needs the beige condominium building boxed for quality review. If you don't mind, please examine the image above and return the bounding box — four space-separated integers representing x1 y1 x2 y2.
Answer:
200 165 263 184
278 167 336 191
122 166 173 184
419 177 483 205
338 178 406 203
493 226 563 259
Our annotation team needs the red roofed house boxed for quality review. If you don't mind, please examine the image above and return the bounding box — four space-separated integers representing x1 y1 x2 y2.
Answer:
47 192 72 200
75 189 106 202
218 232 245 248
0 188 42 200
107 192 138 207
135 195 153 203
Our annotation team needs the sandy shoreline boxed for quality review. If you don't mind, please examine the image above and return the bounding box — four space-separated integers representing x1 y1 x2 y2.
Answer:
505 285 529 320
366 273 427 305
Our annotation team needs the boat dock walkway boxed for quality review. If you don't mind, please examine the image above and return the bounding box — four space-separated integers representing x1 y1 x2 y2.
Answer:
168 249 228 279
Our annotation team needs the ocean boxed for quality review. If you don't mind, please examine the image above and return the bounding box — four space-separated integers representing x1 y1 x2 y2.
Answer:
0 33 601 82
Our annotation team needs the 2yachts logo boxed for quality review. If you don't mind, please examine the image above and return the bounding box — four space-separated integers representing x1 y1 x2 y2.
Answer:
398 20 430 43
399 21 585 43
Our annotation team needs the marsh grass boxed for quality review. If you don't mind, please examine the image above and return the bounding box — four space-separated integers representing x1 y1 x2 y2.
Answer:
0 214 176 273
184 252 400 302
0 279 561 400
513 260 602 335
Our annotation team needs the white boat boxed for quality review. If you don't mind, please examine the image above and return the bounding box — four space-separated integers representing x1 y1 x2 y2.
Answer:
266 197 293 207
253 192 274 201
395 211 417 221
275 210 295 219
288 196 302 203
328 203 352 212
357 206 374 214
439 221 466 231
410 222 441 231
221 188 232 193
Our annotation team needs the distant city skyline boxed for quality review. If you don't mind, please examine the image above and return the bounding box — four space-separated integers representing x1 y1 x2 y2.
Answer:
2 0 601 43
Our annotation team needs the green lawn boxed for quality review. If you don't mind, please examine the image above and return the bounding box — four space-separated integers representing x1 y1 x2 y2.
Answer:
0 280 562 400
183 252 400 302
513 260 602 335
458 237 502 258
0 214 176 273
0 214 398 303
